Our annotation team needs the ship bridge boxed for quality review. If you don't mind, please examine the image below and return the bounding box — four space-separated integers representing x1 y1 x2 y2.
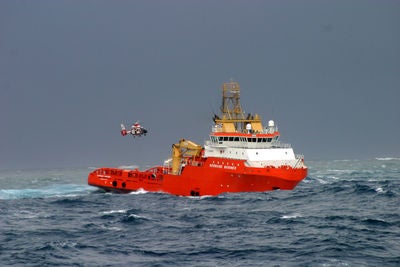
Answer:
204 81 303 168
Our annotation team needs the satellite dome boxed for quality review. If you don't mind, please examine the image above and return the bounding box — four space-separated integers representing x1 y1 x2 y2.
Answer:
268 120 275 127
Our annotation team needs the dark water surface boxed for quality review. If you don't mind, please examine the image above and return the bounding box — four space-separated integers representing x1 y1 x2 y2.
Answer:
1 159 399 266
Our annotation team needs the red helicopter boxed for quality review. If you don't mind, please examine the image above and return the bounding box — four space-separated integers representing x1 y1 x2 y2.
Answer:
120 121 148 137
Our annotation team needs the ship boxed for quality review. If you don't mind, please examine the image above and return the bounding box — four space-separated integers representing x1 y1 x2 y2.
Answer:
88 81 308 196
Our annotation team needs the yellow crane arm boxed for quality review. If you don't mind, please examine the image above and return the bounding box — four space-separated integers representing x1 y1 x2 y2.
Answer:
171 139 202 175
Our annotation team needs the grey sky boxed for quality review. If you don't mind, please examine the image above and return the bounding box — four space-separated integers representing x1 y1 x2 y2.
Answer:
1 0 399 169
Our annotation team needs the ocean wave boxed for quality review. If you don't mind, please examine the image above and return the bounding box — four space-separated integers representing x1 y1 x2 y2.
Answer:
121 211 151 224
128 188 149 195
102 209 128 215
333 159 360 162
375 157 400 161
1 160 400 267
281 213 302 219
0 184 94 200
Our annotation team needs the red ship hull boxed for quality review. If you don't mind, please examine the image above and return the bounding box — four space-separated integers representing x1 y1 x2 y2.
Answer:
88 157 307 196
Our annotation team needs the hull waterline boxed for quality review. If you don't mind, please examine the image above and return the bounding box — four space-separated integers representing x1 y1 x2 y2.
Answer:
88 158 307 196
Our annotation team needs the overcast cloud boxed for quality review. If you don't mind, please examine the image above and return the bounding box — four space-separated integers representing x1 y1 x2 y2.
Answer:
1 0 399 169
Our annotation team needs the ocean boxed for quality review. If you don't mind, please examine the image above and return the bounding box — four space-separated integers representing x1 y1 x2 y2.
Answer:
1 158 399 267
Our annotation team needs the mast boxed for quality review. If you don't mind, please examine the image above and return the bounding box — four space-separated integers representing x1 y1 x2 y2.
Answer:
221 81 245 131
221 81 245 121
215 81 263 133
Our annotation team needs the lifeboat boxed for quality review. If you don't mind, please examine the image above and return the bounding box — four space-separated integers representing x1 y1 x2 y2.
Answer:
88 81 307 196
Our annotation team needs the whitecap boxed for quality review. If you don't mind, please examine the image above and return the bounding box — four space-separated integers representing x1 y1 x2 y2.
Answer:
375 187 385 193
187 194 214 199
107 226 122 231
52 241 78 248
199 195 215 199
100 225 122 231
0 184 91 200
314 177 329 184
282 213 302 219
128 214 145 219
102 209 127 214
128 188 148 194
375 157 400 161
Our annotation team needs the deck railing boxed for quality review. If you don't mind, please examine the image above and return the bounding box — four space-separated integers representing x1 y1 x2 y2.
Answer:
204 140 292 149
211 125 279 134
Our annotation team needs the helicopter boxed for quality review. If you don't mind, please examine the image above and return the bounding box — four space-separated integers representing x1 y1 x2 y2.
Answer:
120 121 148 137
